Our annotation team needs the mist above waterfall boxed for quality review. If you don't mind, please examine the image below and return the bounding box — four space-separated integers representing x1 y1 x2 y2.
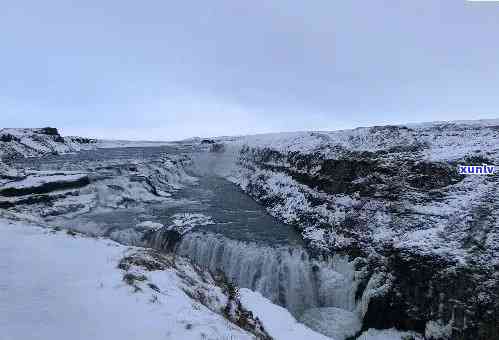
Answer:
189 143 241 177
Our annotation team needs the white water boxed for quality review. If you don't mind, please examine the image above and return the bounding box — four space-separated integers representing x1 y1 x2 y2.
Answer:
175 232 359 317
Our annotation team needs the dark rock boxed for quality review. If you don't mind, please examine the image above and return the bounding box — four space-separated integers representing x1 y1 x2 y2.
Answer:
38 127 60 136
407 161 463 190
144 227 183 252
70 136 97 144
210 143 225 153
0 134 20 143
359 248 499 340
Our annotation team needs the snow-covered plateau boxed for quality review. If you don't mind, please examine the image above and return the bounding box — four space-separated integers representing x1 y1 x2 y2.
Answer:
1 121 498 340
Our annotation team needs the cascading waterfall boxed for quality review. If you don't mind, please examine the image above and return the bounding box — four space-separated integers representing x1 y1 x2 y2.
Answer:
174 232 359 317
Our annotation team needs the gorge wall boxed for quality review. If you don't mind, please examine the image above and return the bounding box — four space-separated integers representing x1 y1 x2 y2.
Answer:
225 122 499 340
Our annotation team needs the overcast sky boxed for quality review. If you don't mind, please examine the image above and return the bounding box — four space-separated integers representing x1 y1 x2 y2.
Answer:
1 1 498 140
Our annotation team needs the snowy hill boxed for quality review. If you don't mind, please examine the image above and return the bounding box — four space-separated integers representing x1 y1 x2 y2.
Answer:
0 127 97 160
0 219 263 340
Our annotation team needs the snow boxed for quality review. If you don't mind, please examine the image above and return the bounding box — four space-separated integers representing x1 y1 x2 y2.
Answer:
357 272 393 319
168 212 214 234
95 140 175 149
0 128 96 159
136 220 164 230
6 153 198 225
425 320 453 339
109 221 165 244
299 307 361 340
0 219 255 340
239 288 331 340
219 119 499 163
357 328 424 340
0 161 20 178
0 173 87 191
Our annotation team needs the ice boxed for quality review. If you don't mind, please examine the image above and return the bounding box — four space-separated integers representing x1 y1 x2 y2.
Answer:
167 212 214 234
136 220 164 230
299 307 362 340
357 328 424 340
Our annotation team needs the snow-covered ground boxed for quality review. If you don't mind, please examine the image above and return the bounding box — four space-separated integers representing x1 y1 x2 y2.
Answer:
0 219 341 340
240 289 330 340
0 220 250 340
218 119 499 163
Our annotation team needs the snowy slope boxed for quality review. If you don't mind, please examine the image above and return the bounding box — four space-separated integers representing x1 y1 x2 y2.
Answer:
240 289 331 340
0 220 256 340
0 219 335 340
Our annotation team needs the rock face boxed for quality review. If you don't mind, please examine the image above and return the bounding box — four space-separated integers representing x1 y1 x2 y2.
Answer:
225 120 499 340
0 127 96 160
0 161 23 182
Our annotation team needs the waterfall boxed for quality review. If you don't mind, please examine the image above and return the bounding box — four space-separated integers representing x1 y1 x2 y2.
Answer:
175 232 359 316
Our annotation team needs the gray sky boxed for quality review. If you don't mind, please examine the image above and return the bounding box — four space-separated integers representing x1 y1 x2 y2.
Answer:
1 0 498 140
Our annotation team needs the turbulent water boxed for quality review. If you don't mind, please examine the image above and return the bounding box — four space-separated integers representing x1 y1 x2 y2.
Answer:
175 232 358 316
